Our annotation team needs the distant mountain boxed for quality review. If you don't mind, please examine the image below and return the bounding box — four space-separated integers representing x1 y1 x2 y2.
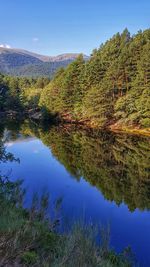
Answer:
10 60 77 77
0 48 89 77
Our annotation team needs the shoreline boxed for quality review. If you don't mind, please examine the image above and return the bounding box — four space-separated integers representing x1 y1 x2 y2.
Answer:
1 111 150 137
60 119 150 137
109 124 150 137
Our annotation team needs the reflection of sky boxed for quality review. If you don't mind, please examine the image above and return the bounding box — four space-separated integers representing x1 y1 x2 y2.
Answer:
5 136 35 147
1 137 150 267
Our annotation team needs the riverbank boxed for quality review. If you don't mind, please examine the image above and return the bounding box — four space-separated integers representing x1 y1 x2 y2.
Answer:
59 118 150 137
1 110 150 137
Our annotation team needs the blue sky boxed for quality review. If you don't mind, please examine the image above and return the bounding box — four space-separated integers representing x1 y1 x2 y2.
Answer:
0 0 150 55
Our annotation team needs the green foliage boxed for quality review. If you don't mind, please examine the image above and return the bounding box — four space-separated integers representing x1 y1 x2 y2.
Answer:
140 118 150 127
21 251 38 265
0 74 50 112
39 29 150 128
83 82 114 126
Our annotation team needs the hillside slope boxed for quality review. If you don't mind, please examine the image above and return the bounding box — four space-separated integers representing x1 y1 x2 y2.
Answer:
0 48 88 77
0 48 42 72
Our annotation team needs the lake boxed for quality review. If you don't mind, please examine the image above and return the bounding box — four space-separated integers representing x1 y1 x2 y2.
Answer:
0 119 150 266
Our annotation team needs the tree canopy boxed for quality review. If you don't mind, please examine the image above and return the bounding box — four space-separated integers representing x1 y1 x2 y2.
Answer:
40 29 150 128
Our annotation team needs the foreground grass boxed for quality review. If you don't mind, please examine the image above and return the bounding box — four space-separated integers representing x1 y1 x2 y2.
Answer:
0 177 134 267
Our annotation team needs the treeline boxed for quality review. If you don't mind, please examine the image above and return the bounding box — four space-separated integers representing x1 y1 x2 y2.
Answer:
0 74 49 112
40 28 150 128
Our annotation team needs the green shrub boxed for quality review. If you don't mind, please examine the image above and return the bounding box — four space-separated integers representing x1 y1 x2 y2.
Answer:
140 118 150 127
21 251 38 265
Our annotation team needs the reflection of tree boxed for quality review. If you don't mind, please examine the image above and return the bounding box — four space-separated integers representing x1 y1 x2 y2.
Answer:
2 120 150 211
0 119 24 144
0 125 21 212
37 126 150 212
0 125 18 164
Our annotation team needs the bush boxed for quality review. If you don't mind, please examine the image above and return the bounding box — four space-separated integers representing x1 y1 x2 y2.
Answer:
140 118 150 128
21 251 38 265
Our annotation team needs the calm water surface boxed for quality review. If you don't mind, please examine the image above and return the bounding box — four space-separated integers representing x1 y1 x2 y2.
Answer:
1 120 150 266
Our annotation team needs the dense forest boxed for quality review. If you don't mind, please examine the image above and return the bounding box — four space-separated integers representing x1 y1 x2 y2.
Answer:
1 29 150 130
40 29 150 129
0 74 50 113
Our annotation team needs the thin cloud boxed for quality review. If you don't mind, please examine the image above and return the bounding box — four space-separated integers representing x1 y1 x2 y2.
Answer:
0 44 11 49
32 37 39 42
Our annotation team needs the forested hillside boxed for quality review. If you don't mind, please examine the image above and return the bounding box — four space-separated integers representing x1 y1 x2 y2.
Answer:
9 60 79 78
40 29 150 129
1 29 150 130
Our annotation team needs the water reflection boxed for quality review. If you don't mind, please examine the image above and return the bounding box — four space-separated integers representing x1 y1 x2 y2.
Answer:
1 119 150 212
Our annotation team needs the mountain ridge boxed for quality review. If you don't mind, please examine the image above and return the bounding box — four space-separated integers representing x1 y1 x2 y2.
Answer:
0 47 89 77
